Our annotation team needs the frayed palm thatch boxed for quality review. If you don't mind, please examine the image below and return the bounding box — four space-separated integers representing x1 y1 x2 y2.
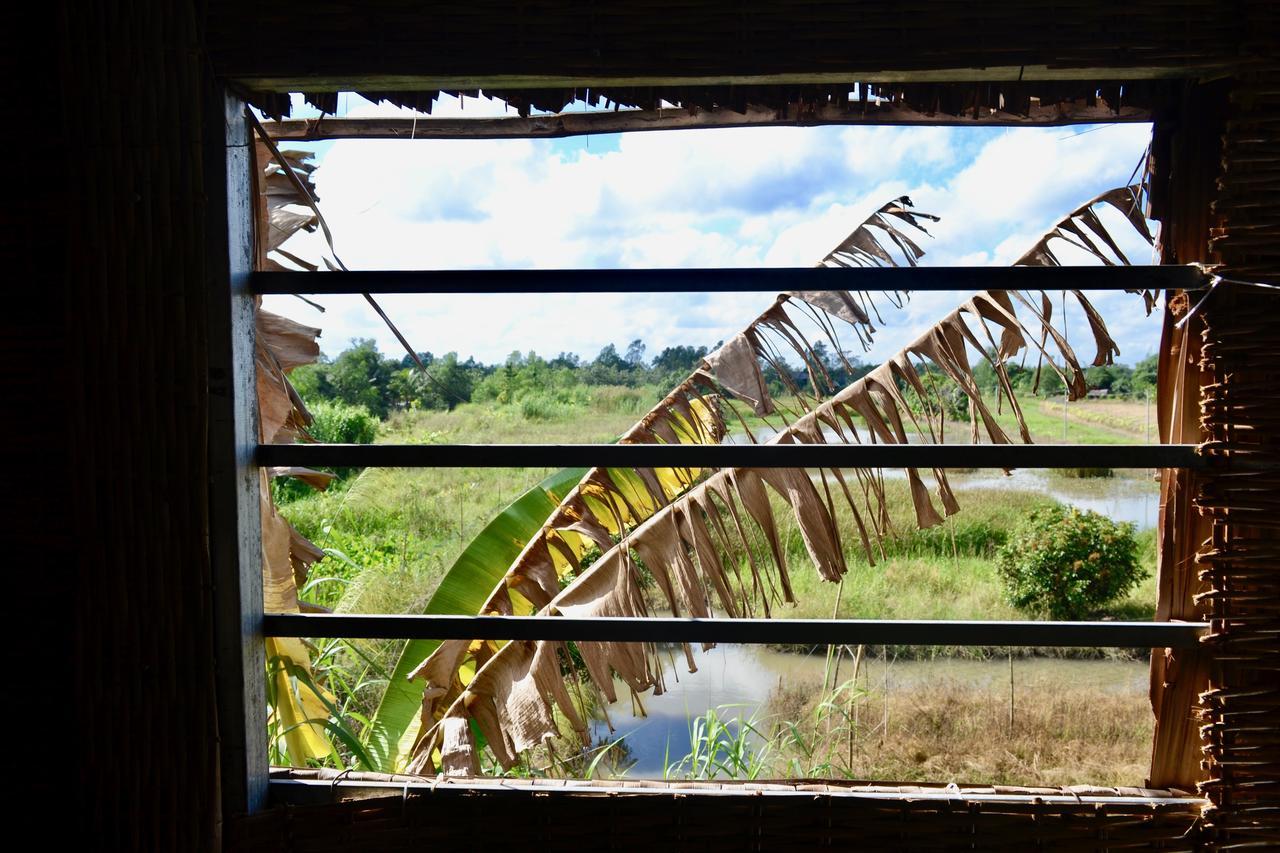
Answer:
407 188 1154 777
252 131 344 763
257 306 335 762
1016 184 1158 313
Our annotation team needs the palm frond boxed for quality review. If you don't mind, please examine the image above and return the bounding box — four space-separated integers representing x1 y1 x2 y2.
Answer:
371 197 940 771
414 187 1154 776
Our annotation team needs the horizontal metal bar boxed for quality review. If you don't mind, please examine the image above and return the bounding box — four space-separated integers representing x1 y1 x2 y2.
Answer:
268 776 1207 807
263 613 1208 648
252 265 1205 296
258 442 1205 470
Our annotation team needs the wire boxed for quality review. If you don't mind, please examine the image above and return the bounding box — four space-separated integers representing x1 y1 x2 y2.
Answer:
1056 124 1117 141
248 110 469 406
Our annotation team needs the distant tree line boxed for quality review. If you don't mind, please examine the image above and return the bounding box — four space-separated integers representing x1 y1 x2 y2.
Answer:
290 337 1159 421
289 337 727 418
973 353 1159 399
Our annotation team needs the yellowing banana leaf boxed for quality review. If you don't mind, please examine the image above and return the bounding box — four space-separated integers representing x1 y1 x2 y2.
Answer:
364 466 587 771
267 636 335 761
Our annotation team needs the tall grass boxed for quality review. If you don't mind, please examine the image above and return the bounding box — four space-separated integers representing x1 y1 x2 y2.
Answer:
646 660 1152 787
761 664 1153 786
664 705 773 780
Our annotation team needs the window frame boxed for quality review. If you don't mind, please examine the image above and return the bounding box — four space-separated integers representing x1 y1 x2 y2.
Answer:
210 84 1210 817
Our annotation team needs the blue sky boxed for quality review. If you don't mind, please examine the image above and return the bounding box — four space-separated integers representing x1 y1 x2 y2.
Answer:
264 93 1161 368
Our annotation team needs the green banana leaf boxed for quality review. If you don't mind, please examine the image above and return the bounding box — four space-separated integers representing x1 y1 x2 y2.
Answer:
363 466 587 770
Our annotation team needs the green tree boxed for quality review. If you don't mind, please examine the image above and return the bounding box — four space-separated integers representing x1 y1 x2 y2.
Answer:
417 352 474 410
582 343 630 385
328 338 394 417
289 358 333 404
1131 353 1158 397
1084 363 1134 396
651 344 708 373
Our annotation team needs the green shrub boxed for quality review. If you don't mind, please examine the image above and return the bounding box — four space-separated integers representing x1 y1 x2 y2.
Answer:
995 505 1144 619
517 394 566 421
274 400 378 502
307 400 378 445
590 386 653 415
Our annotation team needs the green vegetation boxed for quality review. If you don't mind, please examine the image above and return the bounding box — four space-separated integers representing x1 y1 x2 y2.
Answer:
771 478 1156 640
664 705 773 781
996 506 1144 620
274 336 1162 780
289 337 720 418
280 402 640 613
981 353 1158 400
307 399 379 445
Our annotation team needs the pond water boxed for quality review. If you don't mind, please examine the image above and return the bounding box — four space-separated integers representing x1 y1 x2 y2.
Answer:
590 646 1148 777
725 426 1159 530
947 468 1158 531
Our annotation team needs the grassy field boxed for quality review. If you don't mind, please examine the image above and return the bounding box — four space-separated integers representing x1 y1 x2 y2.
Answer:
756 659 1153 786
281 391 1158 621
281 399 642 614
725 394 1156 446
780 475 1157 622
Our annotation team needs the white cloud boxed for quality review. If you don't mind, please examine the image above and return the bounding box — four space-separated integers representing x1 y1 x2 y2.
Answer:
270 120 1161 366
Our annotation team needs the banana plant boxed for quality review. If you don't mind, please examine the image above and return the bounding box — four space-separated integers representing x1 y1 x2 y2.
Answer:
359 197 940 772
363 466 587 769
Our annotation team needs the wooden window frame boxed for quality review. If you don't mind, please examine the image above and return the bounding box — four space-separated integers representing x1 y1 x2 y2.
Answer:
208 84 1214 818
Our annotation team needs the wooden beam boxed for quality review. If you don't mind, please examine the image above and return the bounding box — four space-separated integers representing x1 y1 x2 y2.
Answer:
234 65 1232 94
261 101 1154 141
207 88 269 816
270 772 1211 806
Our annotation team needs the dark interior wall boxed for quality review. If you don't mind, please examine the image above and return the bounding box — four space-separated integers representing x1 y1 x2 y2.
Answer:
10 3 221 848
210 0 1271 84
212 0 1279 118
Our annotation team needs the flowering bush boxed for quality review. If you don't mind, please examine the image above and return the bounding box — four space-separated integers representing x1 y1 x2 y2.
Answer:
995 505 1144 619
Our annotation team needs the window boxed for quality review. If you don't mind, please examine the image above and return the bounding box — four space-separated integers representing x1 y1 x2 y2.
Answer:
213 87 1210 844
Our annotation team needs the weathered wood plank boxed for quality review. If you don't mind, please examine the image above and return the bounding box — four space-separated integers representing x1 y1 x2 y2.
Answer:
207 88 268 816
261 101 1154 141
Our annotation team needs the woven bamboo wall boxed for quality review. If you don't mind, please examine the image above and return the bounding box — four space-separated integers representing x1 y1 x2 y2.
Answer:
1196 68 1280 848
230 782 1205 853
13 1 222 847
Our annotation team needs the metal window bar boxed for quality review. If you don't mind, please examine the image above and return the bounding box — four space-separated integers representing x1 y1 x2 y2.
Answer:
251 264 1207 295
264 613 1207 648
259 443 1204 470
258 264 1214 651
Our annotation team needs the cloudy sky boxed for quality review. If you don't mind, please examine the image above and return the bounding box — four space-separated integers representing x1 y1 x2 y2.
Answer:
264 94 1161 368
